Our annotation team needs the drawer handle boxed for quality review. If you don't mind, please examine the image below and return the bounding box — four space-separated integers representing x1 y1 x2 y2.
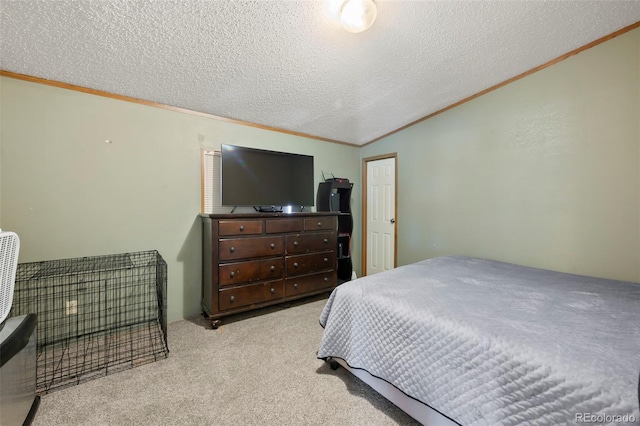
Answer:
230 296 236 302
270 243 275 249
270 288 275 294
293 262 299 268
239 225 245 231
230 247 235 253
293 283 298 289
317 221 322 227
323 257 328 263
270 265 275 272
323 238 328 243
324 277 329 282
230 271 236 278
293 241 298 247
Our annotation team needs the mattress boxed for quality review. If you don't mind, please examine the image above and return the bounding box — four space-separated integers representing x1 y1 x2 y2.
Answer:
317 256 640 425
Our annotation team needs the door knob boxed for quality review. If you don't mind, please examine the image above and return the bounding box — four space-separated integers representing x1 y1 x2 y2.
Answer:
390 218 395 224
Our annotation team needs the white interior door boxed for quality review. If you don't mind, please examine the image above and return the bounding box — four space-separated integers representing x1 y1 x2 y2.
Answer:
366 157 396 275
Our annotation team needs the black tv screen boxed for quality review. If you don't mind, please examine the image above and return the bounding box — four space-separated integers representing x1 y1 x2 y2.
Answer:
221 144 315 207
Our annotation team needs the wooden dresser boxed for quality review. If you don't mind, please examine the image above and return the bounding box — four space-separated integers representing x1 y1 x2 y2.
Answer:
200 212 339 328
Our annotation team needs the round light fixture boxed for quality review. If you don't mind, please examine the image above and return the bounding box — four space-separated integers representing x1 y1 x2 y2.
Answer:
340 0 377 33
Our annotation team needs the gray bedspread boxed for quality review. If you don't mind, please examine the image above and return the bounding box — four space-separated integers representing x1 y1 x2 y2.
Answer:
317 256 640 425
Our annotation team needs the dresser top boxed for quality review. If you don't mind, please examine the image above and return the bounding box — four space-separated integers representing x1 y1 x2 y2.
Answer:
199 212 341 219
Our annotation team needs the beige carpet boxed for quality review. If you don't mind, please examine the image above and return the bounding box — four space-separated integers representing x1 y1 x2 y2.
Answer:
31 295 421 426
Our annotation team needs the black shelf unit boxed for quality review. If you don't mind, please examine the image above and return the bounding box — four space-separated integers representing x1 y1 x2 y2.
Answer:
317 180 353 283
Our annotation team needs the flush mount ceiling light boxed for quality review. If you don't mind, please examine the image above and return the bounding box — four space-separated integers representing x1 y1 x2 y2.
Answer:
340 0 377 33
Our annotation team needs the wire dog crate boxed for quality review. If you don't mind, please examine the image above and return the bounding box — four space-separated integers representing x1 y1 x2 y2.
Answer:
9 250 169 394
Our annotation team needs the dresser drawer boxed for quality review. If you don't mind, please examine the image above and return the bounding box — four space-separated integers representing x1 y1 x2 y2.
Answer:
303 216 337 232
285 271 336 297
219 220 263 236
218 258 284 287
266 218 303 234
286 252 335 276
286 232 336 254
218 280 284 311
219 236 284 261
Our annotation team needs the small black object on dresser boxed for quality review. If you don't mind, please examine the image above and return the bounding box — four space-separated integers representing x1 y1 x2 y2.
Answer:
316 179 353 283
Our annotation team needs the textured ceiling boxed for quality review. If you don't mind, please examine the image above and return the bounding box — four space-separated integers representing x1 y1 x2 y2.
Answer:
1 1 640 146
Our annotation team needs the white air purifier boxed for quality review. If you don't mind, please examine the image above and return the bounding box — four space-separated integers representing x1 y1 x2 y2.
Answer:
0 229 20 324
0 229 40 425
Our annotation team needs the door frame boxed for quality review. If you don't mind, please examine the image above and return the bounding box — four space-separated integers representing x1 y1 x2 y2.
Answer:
362 153 398 276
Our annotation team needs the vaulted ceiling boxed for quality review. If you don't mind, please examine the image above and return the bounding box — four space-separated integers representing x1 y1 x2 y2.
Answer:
1 1 639 146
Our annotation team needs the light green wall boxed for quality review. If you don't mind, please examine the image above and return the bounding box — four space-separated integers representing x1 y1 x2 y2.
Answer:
362 28 640 282
0 77 360 322
2 27 638 326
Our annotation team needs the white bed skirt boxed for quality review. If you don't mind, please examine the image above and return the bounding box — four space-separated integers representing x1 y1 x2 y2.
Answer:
334 358 459 426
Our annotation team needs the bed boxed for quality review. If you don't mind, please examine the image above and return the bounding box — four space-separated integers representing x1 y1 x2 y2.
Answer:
317 256 640 425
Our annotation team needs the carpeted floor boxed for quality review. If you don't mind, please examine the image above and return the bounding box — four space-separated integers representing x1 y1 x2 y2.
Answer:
31 295 421 426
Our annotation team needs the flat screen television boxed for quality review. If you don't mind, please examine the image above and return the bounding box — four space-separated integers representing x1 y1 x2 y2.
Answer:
221 144 315 209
